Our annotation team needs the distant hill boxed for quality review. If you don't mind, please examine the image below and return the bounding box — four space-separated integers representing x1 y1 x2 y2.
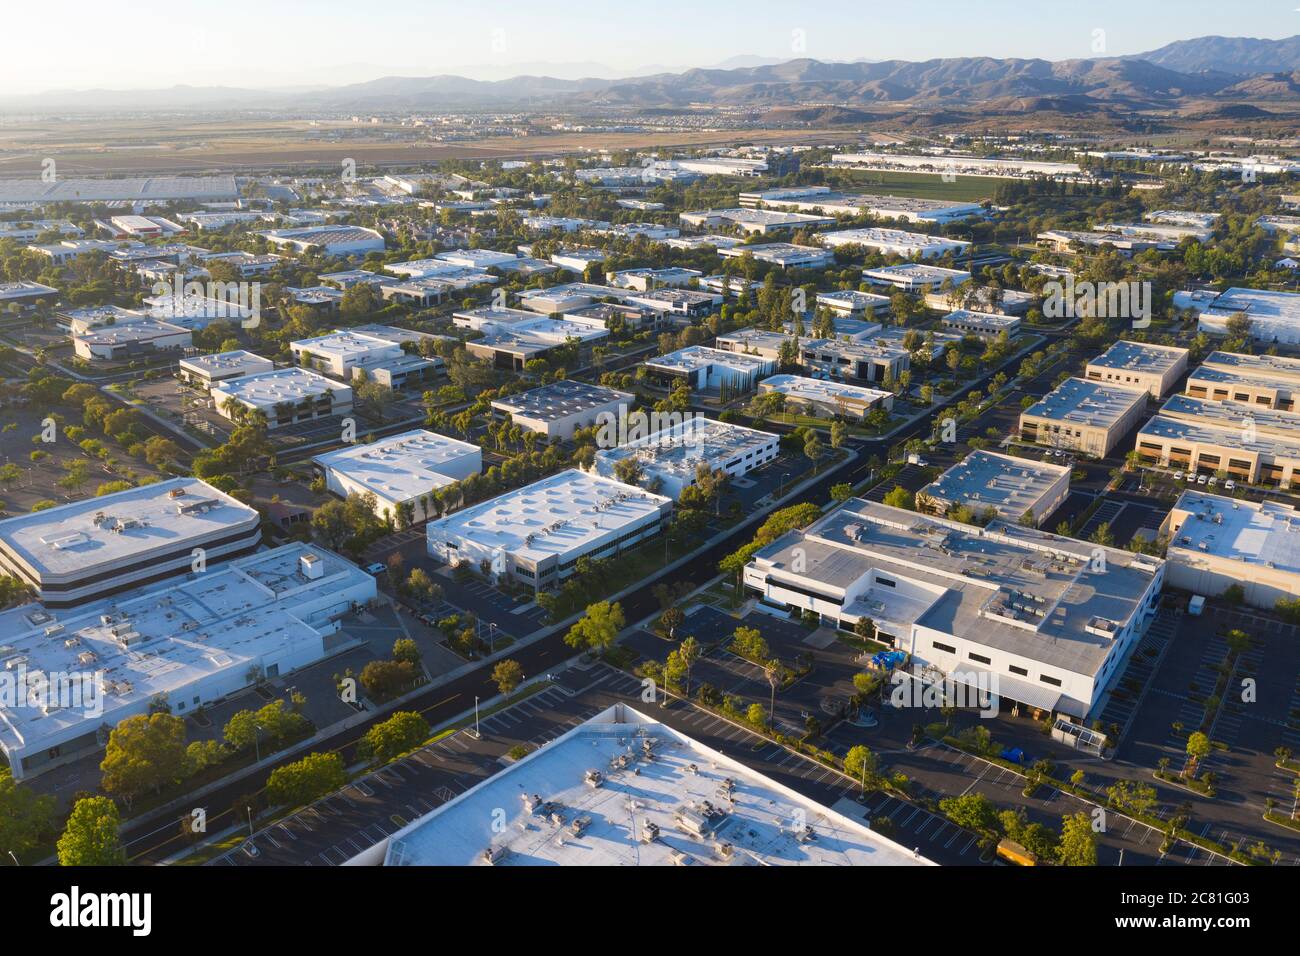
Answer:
4 37 1299 115
1132 35 1300 75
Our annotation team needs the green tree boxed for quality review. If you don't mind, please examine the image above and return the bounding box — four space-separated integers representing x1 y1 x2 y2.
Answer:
362 711 429 763
844 744 880 791
938 792 998 838
492 658 524 695
0 769 55 861
882 485 915 510
57 797 126 866
100 712 187 805
265 752 347 808
1057 811 1098 866
563 601 625 657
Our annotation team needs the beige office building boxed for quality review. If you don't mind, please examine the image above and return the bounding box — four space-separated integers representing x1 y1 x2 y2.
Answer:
1162 491 1300 608
1085 340 1189 399
1018 378 1148 458
1185 350 1300 411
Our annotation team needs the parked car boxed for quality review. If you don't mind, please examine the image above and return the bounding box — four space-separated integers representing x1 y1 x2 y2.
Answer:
1225 480 1236 491
1173 471 1183 481
365 562 387 576
1197 474 1208 484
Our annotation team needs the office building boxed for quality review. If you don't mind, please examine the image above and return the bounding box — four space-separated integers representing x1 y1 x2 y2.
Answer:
491 380 635 441
818 228 970 259
757 374 894 418
1019 378 1148 457
941 309 1022 342
178 350 275 389
1085 340 1189 398
643 346 776 392
210 367 353 429
918 450 1070 526
72 319 192 361
592 417 778 499
314 430 481 522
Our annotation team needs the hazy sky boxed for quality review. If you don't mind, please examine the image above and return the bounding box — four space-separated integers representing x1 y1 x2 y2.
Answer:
3 0 1298 94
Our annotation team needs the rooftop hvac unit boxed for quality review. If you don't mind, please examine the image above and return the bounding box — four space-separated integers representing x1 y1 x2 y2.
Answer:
299 553 324 580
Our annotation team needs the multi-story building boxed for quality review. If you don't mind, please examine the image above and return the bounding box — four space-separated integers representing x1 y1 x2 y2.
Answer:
591 417 779 499
490 380 635 441
1084 340 1190 399
917 450 1070 526
1018 378 1148 457
643 346 776 392
757 374 894 418
313 430 481 522
178 350 275 389
210 367 353 429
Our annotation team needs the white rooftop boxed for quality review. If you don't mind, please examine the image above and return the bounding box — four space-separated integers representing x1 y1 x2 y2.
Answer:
1088 339 1189 373
383 704 928 867
212 367 351 408
647 345 772 374
313 430 480 504
595 417 777 484
920 450 1070 517
1168 491 1300 576
761 373 893 407
1022 377 1147 426
0 478 258 581
426 469 669 565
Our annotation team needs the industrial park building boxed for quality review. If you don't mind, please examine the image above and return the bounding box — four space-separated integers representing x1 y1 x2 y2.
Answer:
0 543 375 779
591 416 779 499
314 430 482 522
426 469 672 588
743 499 1164 719
1018 378 1148 458
491 380 635 441
917 450 1070 526
0 478 261 606
1161 491 1300 609
1085 340 1190 399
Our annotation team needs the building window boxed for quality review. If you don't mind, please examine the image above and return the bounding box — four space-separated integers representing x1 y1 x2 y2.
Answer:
932 641 956 654
1008 665 1028 676
968 652 991 665
1039 674 1062 687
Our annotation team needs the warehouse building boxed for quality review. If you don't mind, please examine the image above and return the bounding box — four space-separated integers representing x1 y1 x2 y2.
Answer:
0 478 261 606
862 263 970 292
757 374 894 418
1019 378 1148 457
261 224 384 257
592 417 779 499
72 319 192 361
425 469 672 588
210 367 353 429
178 350 275 389
314 430 481 523
1135 394 1300 486
818 227 970 259
941 309 1021 342
0 542 375 780
679 208 835 235
1085 340 1190 398
716 243 834 269
1186 350 1300 409
643 346 776 393
369 704 927 866
799 338 910 386
743 499 1164 719
1187 288 1300 345
289 329 438 389
1161 491 1300 609
491 380 635 441
918 450 1070 526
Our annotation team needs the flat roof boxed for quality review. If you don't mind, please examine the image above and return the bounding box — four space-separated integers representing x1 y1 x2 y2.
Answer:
73 319 189 345
647 345 773 373
1201 288 1300 326
314 430 480 504
1022 377 1147 427
179 350 273 377
942 309 1021 330
1193 350 1300 390
1087 339 1189 373
596 417 777 483
0 175 238 203
862 263 970 285
819 228 970 251
384 704 927 866
920 450 1070 516
291 329 402 360
0 543 373 757
1168 491 1300 575
760 373 893 406
426 469 669 564
492 379 633 422
0 478 258 581
1139 412 1300 461
752 499 1162 678
212 367 351 408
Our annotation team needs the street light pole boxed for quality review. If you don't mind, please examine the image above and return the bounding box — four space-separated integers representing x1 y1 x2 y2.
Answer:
473 696 480 739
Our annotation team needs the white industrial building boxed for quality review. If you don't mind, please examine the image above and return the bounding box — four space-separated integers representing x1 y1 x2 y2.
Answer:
815 290 892 318
744 499 1164 719
261 224 385 257
862 263 971 292
210 367 353 429
491 380 635 441
0 542 375 780
758 374 894 418
0 478 261 606
178 350 275 389
425 469 672 588
679 208 835 235
72 319 192 361
818 227 970 259
290 329 438 388
941 309 1022 342
369 704 928 866
1183 287 1300 345
1085 340 1190 399
592 417 778 499
1161 491 1300 609
830 152 1083 178
716 243 834 269
314 430 481 523
643 346 776 392
0 280 59 309
918 450 1071 526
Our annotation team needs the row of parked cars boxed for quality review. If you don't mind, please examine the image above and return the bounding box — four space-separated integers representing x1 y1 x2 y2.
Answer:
1172 470 1235 491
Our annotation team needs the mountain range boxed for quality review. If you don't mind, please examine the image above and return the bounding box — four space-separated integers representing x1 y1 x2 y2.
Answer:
3 35 1297 114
